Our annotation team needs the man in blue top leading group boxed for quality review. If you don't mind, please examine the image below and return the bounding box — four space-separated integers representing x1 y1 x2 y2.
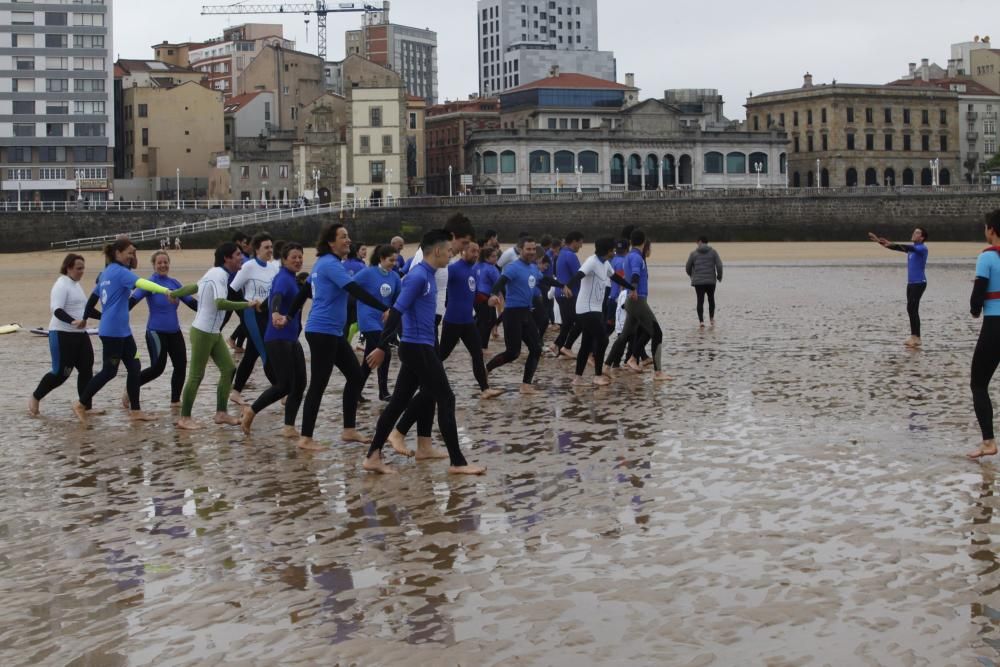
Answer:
364 229 487 476
967 210 1000 460
552 231 584 359
869 227 929 348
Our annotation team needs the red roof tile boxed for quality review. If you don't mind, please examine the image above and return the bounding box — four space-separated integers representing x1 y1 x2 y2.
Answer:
507 72 629 93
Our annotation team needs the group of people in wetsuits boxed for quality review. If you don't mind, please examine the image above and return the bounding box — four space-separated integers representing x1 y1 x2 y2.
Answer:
29 214 687 476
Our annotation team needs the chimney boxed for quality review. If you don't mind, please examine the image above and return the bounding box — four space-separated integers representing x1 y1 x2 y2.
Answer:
920 58 929 81
948 58 958 78
625 72 635 88
908 62 916 77
549 64 560 78
802 72 813 88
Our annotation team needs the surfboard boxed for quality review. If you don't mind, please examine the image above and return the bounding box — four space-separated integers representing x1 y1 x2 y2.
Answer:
0 323 21 335
29 326 99 336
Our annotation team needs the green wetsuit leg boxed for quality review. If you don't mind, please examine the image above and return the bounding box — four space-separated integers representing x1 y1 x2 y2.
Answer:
181 326 213 417
209 332 236 412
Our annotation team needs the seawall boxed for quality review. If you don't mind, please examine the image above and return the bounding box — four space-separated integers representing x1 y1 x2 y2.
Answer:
6 191 1000 252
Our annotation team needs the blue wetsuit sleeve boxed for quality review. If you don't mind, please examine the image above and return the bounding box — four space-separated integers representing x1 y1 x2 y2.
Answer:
886 243 914 253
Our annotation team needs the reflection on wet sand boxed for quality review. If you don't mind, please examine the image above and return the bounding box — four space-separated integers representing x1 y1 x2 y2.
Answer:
6 254 1000 664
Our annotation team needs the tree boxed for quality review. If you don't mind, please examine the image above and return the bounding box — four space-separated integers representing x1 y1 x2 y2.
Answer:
965 156 979 183
987 153 1000 172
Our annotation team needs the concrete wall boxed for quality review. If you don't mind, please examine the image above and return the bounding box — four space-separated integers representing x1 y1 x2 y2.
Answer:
6 191 1000 252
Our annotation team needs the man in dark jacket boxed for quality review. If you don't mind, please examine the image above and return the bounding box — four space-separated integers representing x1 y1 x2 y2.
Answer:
685 236 723 326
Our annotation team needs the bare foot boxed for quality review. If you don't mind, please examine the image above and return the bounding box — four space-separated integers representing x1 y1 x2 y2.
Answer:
71 401 88 424
625 359 643 373
519 383 540 394
592 375 611 386
547 344 559 357
586 356 595 367
571 376 589 387
558 347 575 360
341 428 368 443
129 410 157 421
28 397 39 417
280 425 299 439
363 453 398 474
641 358 654 367
480 387 504 399
229 390 247 406
213 411 241 426
88 408 107 416
240 406 255 435
170 401 181 409
415 443 450 460
296 436 325 451
653 371 673 382
710 319 715 326
699 322 705 328
449 464 487 475
388 430 414 457
175 416 202 430
968 440 999 460
121 392 129 410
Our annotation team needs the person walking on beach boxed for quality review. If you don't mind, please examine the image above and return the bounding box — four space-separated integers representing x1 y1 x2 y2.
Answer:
29 254 98 416
968 210 1000 460
868 228 928 347
685 236 723 326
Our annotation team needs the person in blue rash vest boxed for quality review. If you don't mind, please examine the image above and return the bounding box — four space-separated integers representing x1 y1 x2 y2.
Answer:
967 210 1000 460
240 243 309 438
73 238 196 423
355 244 402 402
440 241 504 399
869 228 929 348
130 250 197 407
486 236 569 394
362 229 487 475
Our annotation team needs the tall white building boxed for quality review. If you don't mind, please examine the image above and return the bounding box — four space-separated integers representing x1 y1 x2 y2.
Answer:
477 0 615 97
1 1 114 202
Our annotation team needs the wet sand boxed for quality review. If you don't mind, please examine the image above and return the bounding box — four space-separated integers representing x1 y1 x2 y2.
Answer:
2 243 1000 665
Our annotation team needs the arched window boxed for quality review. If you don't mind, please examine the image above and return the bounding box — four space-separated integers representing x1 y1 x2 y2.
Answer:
779 153 787 174
483 150 498 174
554 150 575 174
749 152 768 174
663 154 675 186
921 168 933 185
500 150 516 174
611 154 625 184
821 169 829 187
865 168 878 186
726 152 747 174
807 171 814 187
902 168 914 186
645 154 659 190
628 154 643 190
530 150 550 173
704 151 724 174
846 168 858 187
678 155 692 185
940 168 951 185
793 172 801 187
884 167 895 186
578 150 599 173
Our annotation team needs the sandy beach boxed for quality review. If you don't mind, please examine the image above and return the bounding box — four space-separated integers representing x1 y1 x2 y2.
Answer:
2 242 999 666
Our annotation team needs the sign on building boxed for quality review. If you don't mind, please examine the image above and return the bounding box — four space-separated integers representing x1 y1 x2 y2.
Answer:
216 156 230 169
460 174 473 185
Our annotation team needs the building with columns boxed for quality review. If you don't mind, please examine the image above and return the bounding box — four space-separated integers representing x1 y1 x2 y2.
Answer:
745 74 961 187
467 73 786 193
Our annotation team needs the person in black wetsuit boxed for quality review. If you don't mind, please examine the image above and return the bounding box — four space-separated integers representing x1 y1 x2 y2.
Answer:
968 210 1000 460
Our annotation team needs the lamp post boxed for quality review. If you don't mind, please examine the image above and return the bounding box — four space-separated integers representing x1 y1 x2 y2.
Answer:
754 161 762 189
311 168 321 202
816 158 821 189
17 180 22 212
448 164 453 197
576 164 583 193
176 167 181 209
555 167 560 194
75 169 82 202
387 168 393 202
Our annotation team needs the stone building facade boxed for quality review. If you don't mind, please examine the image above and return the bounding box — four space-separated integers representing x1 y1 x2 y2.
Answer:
745 75 961 187
425 97 501 196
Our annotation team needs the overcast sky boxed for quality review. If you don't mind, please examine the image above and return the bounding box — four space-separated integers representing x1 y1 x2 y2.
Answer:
115 0 999 120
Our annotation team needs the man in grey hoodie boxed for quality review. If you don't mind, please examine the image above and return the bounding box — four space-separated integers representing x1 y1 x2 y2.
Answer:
685 236 723 326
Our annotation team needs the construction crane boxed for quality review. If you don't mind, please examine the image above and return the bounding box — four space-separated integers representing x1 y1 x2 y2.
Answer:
200 1 381 61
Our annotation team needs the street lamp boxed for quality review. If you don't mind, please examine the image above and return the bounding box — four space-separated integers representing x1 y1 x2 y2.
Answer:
448 164 453 197
312 168 321 202
555 167 560 194
754 161 762 189
75 169 82 202
815 158 821 189
176 167 181 209
387 168 393 202
576 164 583 193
